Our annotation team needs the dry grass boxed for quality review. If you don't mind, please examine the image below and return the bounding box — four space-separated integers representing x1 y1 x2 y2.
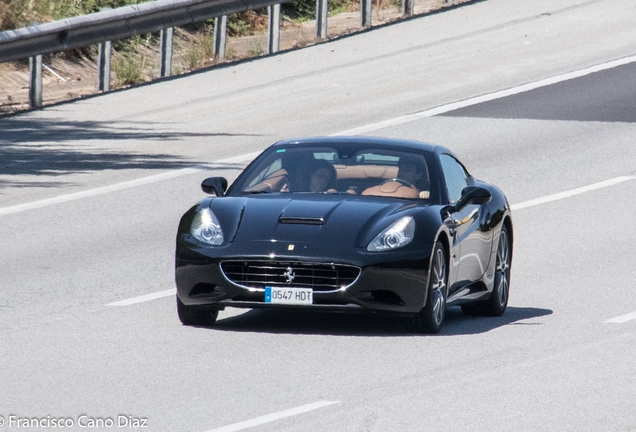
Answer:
0 0 152 32
0 0 464 114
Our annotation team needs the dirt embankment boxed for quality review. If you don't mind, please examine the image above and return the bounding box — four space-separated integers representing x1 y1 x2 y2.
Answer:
0 0 456 115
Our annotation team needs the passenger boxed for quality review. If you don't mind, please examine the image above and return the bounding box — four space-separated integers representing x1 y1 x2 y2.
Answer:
397 157 430 199
397 157 426 188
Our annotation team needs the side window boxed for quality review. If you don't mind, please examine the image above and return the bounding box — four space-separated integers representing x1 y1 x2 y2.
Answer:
439 154 469 204
245 158 282 189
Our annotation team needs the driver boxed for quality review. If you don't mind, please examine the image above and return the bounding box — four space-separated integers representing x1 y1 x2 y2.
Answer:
361 157 429 198
397 158 425 187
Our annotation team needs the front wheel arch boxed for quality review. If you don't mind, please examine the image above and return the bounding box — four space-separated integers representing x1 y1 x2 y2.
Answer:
406 241 448 334
462 223 512 317
502 216 513 261
177 296 219 326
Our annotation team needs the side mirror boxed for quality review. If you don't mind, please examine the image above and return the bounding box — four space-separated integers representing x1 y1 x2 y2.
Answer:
455 186 492 209
201 177 228 196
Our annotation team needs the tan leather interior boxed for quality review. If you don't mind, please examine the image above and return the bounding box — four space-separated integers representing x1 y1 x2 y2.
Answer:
361 181 420 198
334 164 399 180
245 163 430 198
245 169 288 192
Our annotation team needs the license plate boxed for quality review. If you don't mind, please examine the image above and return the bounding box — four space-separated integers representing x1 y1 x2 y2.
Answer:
264 286 313 305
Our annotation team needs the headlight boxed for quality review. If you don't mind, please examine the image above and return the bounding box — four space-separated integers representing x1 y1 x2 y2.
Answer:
191 208 224 245
367 216 415 251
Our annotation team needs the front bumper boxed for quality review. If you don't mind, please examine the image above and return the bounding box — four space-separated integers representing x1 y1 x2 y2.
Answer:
176 235 432 315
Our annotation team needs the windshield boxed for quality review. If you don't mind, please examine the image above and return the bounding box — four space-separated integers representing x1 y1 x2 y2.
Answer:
229 144 439 202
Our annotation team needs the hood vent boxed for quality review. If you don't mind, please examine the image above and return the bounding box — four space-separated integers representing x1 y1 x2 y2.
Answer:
278 217 324 226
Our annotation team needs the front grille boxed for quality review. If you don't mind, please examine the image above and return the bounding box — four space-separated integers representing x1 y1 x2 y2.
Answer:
220 261 360 292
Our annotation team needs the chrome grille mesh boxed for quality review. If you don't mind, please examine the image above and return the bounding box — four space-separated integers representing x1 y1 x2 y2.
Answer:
220 261 360 292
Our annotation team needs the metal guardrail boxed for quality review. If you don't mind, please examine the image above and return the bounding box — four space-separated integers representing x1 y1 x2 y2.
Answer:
0 0 290 63
0 0 427 109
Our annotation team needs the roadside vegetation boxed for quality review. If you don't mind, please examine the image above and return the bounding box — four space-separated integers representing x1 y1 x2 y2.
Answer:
0 0 152 30
0 0 419 112
0 0 362 85
0 0 356 33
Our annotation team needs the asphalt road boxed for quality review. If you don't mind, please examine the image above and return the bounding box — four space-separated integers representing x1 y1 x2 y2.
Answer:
1 0 636 431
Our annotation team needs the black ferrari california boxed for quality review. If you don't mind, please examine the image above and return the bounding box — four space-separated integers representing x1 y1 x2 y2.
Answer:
175 136 513 333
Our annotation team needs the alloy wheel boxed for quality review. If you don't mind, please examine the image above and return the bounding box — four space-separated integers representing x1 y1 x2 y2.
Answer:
431 246 447 326
495 227 510 308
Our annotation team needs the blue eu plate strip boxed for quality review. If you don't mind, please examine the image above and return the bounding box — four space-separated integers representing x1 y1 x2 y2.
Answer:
264 286 272 303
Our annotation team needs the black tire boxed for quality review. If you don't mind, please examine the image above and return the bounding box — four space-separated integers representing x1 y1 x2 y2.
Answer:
177 296 219 326
465 225 511 317
407 242 448 334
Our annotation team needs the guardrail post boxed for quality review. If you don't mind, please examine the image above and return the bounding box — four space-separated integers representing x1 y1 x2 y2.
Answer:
361 0 372 28
29 55 43 109
214 16 227 60
402 0 414 16
268 4 281 54
316 0 328 39
97 40 112 92
160 27 173 77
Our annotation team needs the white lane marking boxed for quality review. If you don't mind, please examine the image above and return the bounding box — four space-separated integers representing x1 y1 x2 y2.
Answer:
334 55 636 136
0 151 262 217
605 311 636 324
512 177 636 326
0 167 200 216
106 288 176 306
204 401 340 432
111 175 636 307
510 176 636 211
4 56 636 216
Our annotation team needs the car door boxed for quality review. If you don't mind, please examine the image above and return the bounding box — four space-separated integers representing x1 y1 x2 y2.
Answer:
439 154 493 292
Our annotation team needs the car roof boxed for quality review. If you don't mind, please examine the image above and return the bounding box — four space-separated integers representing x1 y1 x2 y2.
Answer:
271 136 450 155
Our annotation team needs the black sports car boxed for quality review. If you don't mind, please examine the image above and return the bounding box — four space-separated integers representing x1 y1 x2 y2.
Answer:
175 136 513 333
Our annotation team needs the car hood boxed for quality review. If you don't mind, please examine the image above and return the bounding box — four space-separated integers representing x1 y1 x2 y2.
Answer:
209 194 422 248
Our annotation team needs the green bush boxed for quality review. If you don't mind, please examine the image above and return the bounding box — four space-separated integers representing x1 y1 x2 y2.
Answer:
1 0 359 33
113 52 145 86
